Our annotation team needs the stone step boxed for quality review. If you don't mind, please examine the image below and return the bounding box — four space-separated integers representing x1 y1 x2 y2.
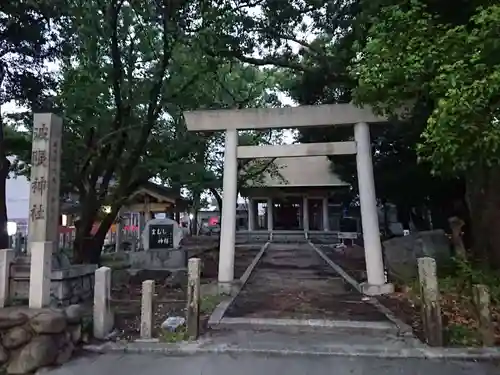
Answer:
210 317 399 336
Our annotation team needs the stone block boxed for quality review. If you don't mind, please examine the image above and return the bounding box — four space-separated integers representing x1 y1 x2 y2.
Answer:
93 267 113 339
128 249 187 271
64 304 84 324
360 282 394 296
141 217 184 250
0 249 15 307
30 311 66 334
7 335 58 374
0 310 28 330
0 345 7 364
29 241 53 308
383 230 451 281
140 280 155 339
2 327 32 349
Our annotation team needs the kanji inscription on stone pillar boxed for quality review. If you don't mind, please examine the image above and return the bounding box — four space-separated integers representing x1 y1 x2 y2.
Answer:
27 113 63 250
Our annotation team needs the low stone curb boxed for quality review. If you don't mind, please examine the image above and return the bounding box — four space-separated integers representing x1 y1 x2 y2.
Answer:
307 241 415 338
82 341 500 361
214 317 398 334
208 242 270 326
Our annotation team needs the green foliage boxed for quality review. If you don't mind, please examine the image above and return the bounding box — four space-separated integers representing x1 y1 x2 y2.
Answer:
440 257 500 303
352 1 500 175
444 324 480 347
0 0 65 248
48 0 286 262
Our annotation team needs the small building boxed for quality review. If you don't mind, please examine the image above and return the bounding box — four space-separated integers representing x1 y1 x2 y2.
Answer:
59 182 190 248
241 156 356 233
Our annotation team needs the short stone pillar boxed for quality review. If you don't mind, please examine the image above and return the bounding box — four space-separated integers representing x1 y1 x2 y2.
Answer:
29 241 53 308
93 266 114 339
322 197 329 231
247 199 255 231
266 198 273 232
0 249 15 307
472 284 494 346
186 258 201 340
140 280 155 339
302 196 309 232
417 257 443 346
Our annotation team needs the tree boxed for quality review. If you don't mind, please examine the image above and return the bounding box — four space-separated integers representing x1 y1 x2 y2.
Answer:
55 0 211 263
351 1 500 265
57 0 285 263
0 1 64 248
197 0 465 231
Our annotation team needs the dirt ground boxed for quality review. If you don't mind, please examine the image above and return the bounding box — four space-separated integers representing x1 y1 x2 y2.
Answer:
317 244 368 282
226 243 388 321
110 245 261 341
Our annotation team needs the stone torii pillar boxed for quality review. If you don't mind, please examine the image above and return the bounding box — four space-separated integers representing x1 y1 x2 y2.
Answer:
218 130 238 294
322 197 329 231
266 198 273 232
247 198 255 231
354 122 393 295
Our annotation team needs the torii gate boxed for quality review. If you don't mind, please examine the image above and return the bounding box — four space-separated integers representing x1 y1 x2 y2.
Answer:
183 103 394 296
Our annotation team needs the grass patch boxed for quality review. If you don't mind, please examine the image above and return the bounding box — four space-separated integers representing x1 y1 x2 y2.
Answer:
159 326 189 343
200 294 224 314
388 258 500 346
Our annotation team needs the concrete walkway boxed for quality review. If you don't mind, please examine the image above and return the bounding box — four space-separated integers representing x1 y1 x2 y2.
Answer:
225 243 386 322
39 352 499 375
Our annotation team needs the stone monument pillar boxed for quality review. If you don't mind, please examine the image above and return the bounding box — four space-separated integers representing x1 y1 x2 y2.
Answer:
28 113 63 308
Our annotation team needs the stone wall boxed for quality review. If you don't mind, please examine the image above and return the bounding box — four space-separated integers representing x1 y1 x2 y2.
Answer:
9 261 96 307
0 305 88 374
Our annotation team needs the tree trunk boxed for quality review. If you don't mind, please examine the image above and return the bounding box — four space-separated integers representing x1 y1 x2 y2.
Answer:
73 208 118 265
0 110 10 249
191 190 200 235
0 158 9 249
210 188 223 213
73 192 100 264
465 164 500 268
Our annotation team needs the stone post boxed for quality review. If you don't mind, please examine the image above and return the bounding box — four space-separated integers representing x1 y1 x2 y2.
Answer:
417 257 443 346
218 129 238 293
140 280 155 339
0 249 15 307
28 113 63 250
247 198 255 231
472 284 494 346
302 196 309 232
266 198 273 232
94 266 114 339
186 258 201 340
355 122 393 295
29 242 53 308
27 114 62 307
322 197 329 231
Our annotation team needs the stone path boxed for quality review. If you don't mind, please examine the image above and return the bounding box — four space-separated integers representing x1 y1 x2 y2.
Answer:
225 243 386 321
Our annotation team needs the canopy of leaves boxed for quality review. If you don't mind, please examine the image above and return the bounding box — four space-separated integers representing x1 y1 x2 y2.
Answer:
352 1 500 175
